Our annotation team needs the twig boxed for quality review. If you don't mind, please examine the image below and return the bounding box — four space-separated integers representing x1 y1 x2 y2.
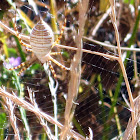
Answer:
122 95 140 140
109 0 135 139
83 36 140 52
0 21 30 41
92 7 111 36
2 87 20 140
60 0 89 139
0 87 85 140
116 0 123 27
28 88 54 140
56 44 119 60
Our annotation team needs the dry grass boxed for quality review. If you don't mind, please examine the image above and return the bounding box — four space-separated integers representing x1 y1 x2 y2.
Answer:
0 0 140 139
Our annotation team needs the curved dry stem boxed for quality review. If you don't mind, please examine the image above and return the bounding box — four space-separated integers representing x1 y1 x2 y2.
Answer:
83 36 140 52
0 87 85 140
109 0 135 139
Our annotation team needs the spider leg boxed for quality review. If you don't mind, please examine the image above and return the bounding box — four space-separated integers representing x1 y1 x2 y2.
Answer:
18 56 37 76
9 62 26 70
17 62 33 76
48 55 70 71
9 56 37 75
48 61 57 79
51 18 66 49
26 48 33 52
50 52 63 56
14 9 32 50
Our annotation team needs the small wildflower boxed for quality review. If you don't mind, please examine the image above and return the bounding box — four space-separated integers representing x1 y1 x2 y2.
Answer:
3 57 21 69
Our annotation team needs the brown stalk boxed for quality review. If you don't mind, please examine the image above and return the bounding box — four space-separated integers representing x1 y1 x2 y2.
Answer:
92 7 111 37
0 21 30 41
2 88 20 140
28 88 54 140
60 0 89 139
83 36 140 52
122 95 140 140
0 87 85 140
109 0 135 139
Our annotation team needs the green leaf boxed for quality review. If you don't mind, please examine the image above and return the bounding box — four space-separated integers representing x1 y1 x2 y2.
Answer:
0 113 7 140
0 10 4 20
124 0 134 4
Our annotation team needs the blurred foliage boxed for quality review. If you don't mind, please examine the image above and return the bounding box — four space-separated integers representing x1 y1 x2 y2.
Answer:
124 0 135 4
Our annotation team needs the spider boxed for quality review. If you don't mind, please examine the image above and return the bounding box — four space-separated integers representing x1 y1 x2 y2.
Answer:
8 10 70 79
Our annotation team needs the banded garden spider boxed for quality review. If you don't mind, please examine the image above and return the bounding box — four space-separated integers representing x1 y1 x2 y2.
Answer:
8 10 70 79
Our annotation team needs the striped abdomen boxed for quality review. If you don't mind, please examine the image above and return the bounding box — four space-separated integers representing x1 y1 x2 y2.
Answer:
30 19 54 63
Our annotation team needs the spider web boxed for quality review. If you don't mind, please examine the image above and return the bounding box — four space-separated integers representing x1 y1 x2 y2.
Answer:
0 0 139 140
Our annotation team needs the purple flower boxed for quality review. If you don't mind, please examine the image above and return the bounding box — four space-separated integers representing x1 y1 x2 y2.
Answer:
9 57 21 67
4 57 21 69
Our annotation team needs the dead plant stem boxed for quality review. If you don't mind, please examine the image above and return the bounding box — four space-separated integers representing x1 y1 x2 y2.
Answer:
60 0 89 139
109 0 135 139
0 87 85 140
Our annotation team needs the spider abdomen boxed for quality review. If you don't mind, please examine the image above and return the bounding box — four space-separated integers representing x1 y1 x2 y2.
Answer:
30 20 54 63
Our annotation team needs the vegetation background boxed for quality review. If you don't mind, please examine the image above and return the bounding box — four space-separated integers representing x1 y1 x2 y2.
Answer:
0 0 140 139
